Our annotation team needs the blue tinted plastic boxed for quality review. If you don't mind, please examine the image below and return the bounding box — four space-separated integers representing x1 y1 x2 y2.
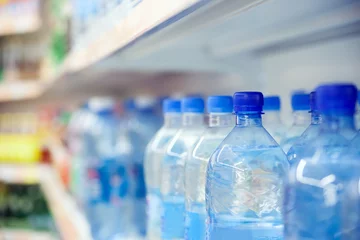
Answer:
284 83 360 239
126 101 162 237
161 111 206 239
233 91 263 113
182 97 205 113
207 96 233 113
263 96 281 111
163 99 181 113
206 92 288 240
144 110 182 240
83 100 134 240
291 92 310 111
185 109 233 240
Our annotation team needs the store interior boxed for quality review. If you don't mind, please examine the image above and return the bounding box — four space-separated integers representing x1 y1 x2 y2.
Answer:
0 0 360 239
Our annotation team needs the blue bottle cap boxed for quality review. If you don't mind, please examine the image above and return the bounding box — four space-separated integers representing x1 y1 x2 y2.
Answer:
316 83 357 115
233 92 263 113
263 96 280 111
181 97 205 113
163 99 181 113
89 97 115 114
207 96 233 113
81 102 89 110
358 90 360 104
291 92 310 111
124 98 136 111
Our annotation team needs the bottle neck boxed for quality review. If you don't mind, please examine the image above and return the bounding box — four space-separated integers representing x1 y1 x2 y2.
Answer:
311 111 322 125
320 113 355 131
263 111 281 124
293 110 311 125
164 113 182 128
236 112 262 127
182 113 204 127
208 113 234 127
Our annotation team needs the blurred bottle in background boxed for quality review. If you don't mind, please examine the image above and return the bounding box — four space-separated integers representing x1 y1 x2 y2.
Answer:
262 95 285 144
356 91 360 129
126 97 162 238
84 97 133 240
68 103 92 207
287 91 322 164
206 92 289 240
185 96 233 240
144 99 182 240
161 97 205 240
280 92 311 153
284 84 360 239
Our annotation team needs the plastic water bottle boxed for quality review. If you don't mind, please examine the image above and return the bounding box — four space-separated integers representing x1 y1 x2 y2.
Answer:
126 97 162 237
144 99 182 240
280 92 311 153
161 97 206 240
262 95 285 144
68 103 91 206
287 91 322 164
185 96 233 240
83 97 116 239
206 92 289 240
284 83 360 239
356 90 360 129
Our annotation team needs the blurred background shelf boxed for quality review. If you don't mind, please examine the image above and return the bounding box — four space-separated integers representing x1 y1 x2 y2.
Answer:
0 229 57 240
0 81 46 102
0 0 359 108
0 164 92 240
0 0 42 36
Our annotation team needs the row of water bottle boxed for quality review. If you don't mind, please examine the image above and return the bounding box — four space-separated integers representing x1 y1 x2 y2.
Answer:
145 83 360 240
68 96 163 240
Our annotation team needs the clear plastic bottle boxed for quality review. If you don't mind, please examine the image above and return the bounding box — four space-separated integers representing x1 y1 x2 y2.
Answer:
356 91 360 130
144 99 182 240
206 92 289 239
287 91 322 164
185 96 233 240
126 97 162 237
262 95 285 144
161 97 206 240
68 103 91 206
280 92 311 153
83 97 120 239
284 83 360 239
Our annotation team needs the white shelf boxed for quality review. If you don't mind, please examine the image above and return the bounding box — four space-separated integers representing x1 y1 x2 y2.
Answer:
0 229 56 240
0 81 45 102
0 164 92 240
1 0 360 105
0 14 41 36
65 0 202 72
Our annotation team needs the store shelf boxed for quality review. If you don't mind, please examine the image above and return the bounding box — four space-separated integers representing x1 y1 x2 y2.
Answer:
0 164 92 240
0 0 359 105
0 0 41 36
0 81 45 102
0 15 41 36
0 229 56 240
65 0 204 72
63 0 360 73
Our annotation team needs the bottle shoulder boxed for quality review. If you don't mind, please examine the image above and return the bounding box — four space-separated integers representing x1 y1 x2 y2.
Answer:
190 128 232 162
165 127 205 157
287 131 352 168
208 127 288 170
221 125 280 148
